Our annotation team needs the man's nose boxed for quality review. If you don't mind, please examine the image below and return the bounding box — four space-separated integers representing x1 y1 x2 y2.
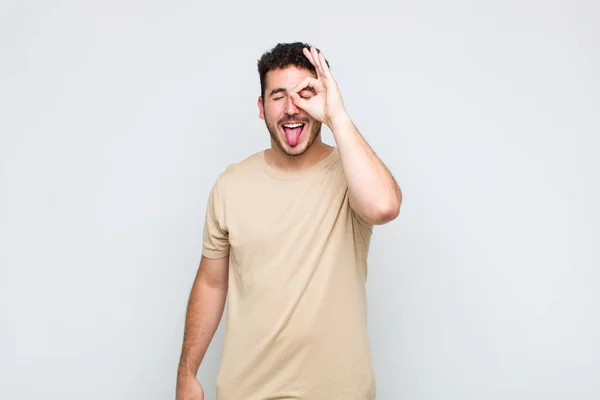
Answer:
284 96 299 115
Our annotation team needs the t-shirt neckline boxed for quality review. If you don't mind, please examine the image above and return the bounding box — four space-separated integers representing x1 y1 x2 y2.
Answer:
260 147 339 179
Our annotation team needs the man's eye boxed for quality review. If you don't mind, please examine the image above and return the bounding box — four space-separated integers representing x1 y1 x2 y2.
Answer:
273 97 283 100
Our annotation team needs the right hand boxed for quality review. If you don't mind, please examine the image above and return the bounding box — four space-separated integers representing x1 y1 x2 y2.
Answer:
176 375 204 400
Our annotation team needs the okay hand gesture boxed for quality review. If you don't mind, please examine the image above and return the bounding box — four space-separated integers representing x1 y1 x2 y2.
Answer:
290 46 348 128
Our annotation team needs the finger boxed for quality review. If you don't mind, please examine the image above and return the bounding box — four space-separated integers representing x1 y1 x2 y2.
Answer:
314 48 328 79
303 47 320 78
311 46 325 78
303 46 315 65
289 91 308 110
318 51 332 80
291 76 321 93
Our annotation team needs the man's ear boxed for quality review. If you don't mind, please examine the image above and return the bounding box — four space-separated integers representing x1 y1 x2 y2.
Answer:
258 96 265 120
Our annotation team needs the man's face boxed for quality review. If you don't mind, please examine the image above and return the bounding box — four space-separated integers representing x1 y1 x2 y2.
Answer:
258 66 322 157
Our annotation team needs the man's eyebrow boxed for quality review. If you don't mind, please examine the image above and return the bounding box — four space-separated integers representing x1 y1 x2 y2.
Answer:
269 88 286 96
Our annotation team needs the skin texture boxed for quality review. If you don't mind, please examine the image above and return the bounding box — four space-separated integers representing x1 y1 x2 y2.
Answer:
176 256 229 400
176 45 402 400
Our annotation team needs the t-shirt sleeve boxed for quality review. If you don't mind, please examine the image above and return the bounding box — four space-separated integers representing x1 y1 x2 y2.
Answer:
345 191 374 264
348 194 374 234
202 177 230 259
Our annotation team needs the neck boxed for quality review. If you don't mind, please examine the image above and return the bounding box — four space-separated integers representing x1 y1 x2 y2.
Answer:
265 138 333 173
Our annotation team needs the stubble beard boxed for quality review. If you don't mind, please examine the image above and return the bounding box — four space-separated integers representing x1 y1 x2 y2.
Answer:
265 115 322 157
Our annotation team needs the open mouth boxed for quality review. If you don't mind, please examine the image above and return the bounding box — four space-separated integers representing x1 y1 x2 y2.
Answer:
281 122 305 147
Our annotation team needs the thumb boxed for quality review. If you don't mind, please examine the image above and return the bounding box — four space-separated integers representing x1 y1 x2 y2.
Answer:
290 92 307 110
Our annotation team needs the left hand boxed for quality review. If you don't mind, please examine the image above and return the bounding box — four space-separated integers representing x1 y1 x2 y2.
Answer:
290 46 348 128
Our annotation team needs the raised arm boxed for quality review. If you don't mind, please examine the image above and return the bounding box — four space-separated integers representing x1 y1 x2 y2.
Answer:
176 255 229 400
329 113 401 225
290 46 402 225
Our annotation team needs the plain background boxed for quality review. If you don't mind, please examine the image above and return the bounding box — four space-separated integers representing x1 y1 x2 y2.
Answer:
1 1 599 399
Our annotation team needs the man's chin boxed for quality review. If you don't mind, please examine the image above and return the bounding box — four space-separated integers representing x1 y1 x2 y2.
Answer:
282 141 309 156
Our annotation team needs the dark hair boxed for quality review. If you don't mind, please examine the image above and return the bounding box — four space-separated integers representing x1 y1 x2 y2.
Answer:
257 42 330 99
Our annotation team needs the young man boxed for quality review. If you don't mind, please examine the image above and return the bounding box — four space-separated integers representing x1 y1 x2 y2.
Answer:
176 42 402 400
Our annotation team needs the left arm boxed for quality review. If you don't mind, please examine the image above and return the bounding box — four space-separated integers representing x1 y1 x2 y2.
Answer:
328 112 402 225
290 46 402 225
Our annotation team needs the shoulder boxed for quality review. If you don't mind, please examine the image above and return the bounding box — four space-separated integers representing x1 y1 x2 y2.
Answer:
212 150 265 189
321 147 347 184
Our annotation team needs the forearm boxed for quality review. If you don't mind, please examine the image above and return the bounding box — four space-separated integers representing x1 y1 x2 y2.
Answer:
329 112 402 224
177 276 228 381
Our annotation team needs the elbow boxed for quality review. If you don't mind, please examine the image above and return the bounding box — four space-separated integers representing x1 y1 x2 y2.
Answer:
353 187 402 225
376 201 401 224
371 193 402 225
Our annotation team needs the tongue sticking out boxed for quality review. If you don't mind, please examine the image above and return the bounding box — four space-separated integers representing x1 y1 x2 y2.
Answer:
283 126 303 146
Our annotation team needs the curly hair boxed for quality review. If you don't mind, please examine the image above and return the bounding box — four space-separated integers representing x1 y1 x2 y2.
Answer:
257 42 330 99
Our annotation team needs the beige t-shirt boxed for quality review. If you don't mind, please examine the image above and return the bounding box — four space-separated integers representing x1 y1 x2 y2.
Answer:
202 147 376 400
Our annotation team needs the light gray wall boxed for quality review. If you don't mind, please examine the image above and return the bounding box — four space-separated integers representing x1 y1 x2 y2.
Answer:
1 2 599 399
